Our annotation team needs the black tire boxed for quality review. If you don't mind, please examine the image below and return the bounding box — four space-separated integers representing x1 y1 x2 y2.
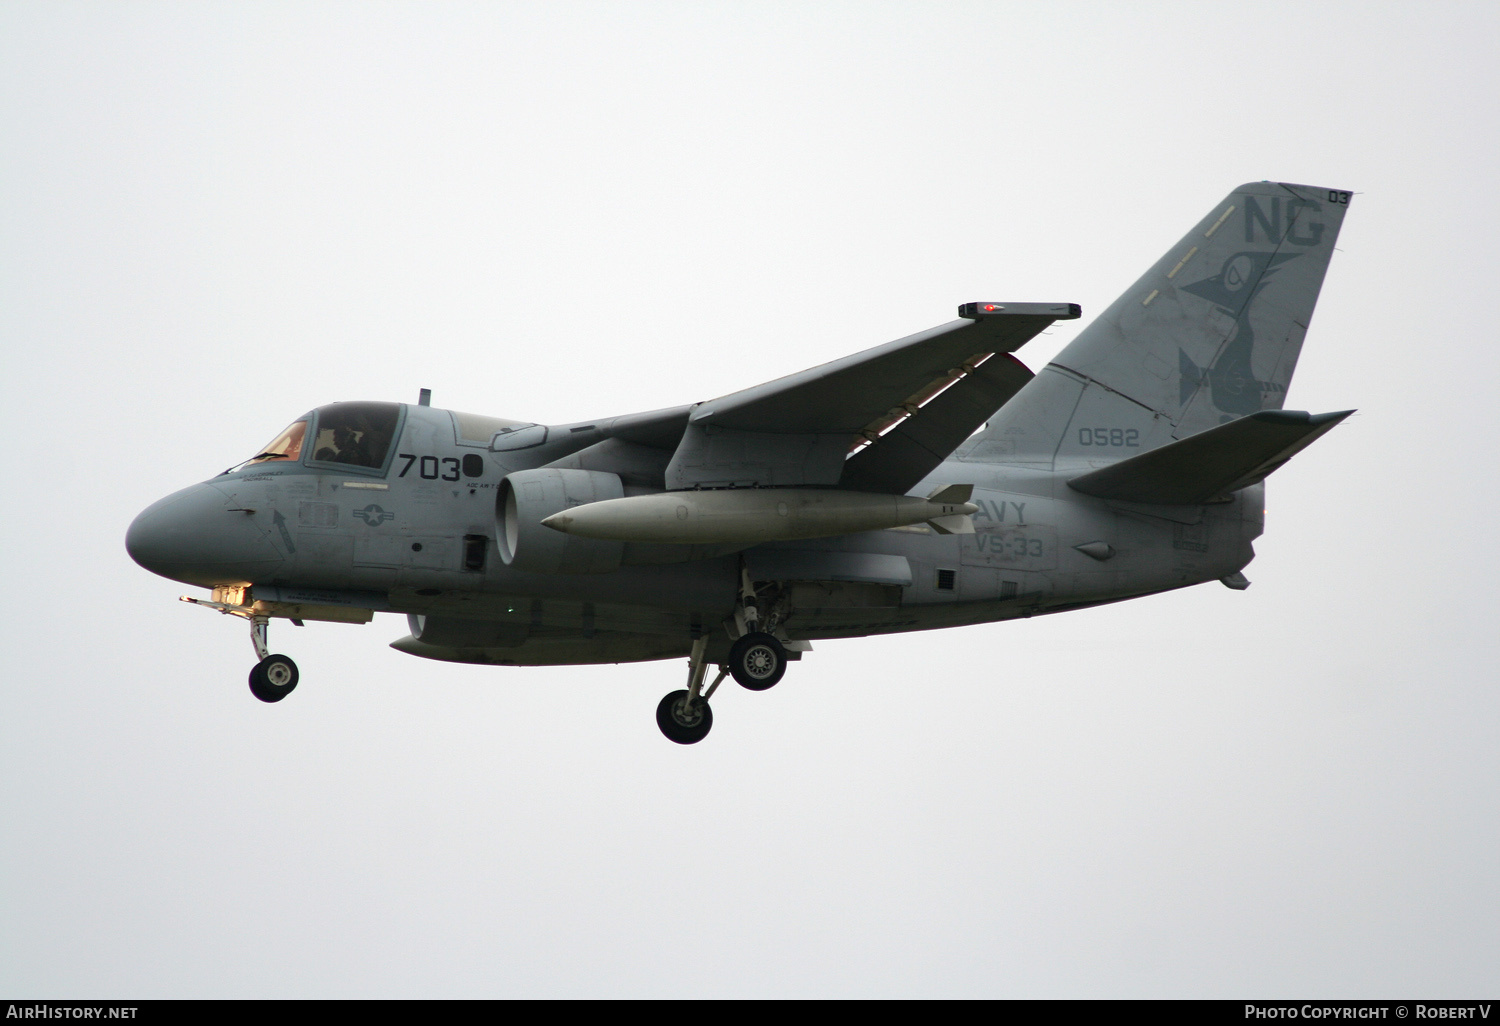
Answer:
656 689 713 744
249 653 299 703
728 632 786 691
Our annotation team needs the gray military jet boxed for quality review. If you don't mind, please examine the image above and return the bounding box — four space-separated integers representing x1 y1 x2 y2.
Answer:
127 181 1354 744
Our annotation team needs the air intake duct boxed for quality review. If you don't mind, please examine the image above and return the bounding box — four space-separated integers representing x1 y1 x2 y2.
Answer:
497 468 624 574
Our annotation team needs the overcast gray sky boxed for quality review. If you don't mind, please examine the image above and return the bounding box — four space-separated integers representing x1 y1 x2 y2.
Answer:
3 0 1498 998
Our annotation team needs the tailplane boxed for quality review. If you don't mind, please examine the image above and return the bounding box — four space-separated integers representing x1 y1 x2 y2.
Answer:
962 182 1351 467
1066 408 1354 505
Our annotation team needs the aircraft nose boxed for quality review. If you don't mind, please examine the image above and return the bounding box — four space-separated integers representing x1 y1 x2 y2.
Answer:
126 483 286 586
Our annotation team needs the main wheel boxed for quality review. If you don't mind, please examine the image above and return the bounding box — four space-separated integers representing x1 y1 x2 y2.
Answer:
249 653 299 703
728 632 786 691
656 689 713 744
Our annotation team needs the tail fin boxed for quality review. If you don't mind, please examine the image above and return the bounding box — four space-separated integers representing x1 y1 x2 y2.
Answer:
963 182 1351 467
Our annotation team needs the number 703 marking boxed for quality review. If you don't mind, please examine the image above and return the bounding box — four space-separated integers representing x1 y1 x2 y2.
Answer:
397 453 461 481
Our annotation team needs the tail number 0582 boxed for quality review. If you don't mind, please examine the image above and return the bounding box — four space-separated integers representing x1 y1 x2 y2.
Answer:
1077 428 1139 447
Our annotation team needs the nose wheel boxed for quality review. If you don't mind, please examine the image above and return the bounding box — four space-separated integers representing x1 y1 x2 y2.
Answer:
249 653 299 702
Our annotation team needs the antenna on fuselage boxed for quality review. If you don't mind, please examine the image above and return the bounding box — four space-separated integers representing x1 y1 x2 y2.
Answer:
417 388 432 407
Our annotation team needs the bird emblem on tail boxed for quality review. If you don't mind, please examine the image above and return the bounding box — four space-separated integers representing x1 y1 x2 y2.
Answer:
1178 249 1300 416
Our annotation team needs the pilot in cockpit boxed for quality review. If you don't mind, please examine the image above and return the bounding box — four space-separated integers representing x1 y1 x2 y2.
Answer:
316 424 358 464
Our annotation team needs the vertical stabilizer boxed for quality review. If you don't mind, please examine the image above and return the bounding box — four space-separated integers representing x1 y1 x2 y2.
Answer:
963 182 1350 467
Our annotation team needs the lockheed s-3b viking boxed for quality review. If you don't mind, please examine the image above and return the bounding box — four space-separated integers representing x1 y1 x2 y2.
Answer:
127 182 1354 744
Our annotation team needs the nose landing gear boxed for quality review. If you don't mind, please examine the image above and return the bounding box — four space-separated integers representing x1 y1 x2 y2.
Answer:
181 590 301 704
247 616 299 703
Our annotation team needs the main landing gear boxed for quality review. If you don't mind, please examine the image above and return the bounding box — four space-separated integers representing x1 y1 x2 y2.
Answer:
658 635 723 745
728 632 787 691
181 590 301 704
654 571 796 744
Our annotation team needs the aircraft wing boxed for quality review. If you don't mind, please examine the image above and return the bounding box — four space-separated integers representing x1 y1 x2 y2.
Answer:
691 304 1078 435
552 304 1077 494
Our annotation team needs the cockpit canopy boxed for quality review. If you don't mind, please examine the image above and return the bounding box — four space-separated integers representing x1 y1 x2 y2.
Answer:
232 402 402 474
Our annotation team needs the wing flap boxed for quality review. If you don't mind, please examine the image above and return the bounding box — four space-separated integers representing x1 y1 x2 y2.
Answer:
841 353 1035 493
1067 409 1354 505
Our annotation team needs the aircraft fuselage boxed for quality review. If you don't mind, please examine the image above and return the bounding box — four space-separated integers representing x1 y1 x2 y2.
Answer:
127 401 1261 667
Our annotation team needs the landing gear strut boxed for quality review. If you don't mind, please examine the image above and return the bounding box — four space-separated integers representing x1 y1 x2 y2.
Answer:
656 635 724 744
654 571 806 742
728 567 789 690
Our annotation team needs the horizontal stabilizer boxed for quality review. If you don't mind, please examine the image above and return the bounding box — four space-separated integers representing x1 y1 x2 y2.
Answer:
1067 409 1354 504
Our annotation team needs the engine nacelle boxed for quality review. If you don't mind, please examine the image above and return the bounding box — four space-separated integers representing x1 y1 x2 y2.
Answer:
497 468 624 574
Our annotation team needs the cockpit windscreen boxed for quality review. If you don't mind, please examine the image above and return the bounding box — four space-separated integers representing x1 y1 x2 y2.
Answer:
308 402 400 470
220 417 309 475
249 419 307 464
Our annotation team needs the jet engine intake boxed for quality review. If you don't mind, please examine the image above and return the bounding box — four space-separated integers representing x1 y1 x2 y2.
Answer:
497 468 625 574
